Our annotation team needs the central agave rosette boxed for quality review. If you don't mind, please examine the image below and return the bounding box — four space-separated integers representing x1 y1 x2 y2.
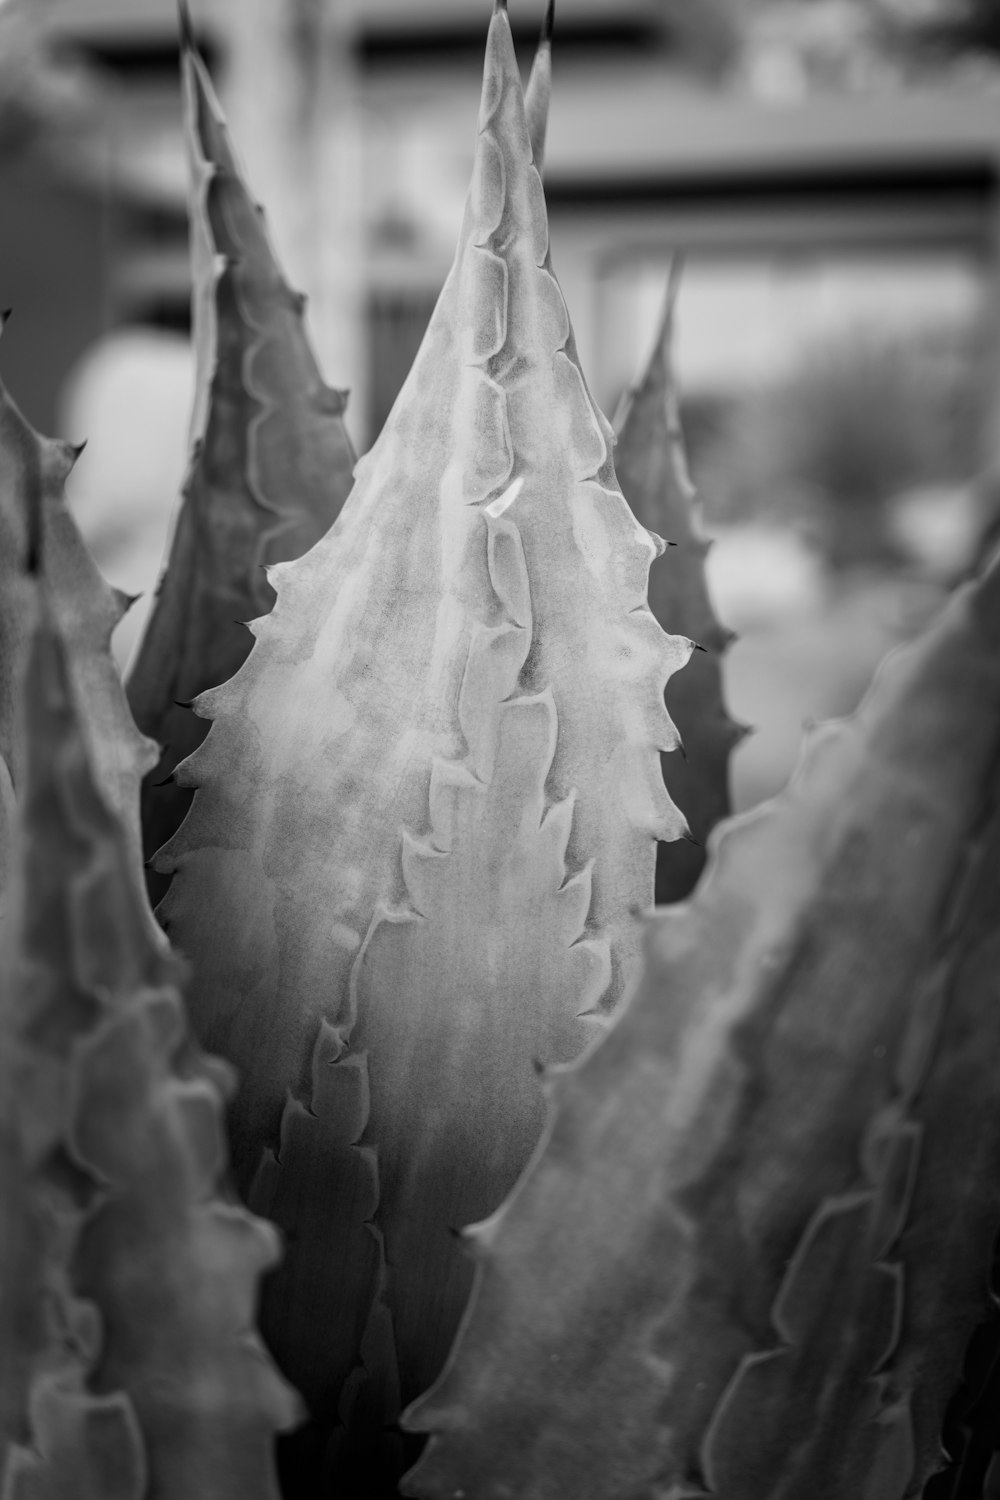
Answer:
153 0 692 1471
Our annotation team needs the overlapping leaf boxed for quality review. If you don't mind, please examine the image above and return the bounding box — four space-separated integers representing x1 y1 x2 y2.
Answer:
614 263 743 903
0 330 157 928
156 0 692 1481
1 562 300 1498
403 550 1000 1500
126 15 356 899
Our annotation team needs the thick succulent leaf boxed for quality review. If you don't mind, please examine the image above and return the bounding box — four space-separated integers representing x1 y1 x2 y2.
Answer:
402 551 1000 1500
125 19 356 899
524 0 554 172
0 343 157 924
882 780 1000 1499
157 0 691 1472
696 753 1000 1500
614 263 743 904
0 580 300 1498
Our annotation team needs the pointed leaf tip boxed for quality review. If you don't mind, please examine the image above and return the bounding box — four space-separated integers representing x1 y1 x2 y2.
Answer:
526 0 554 171
542 0 555 44
177 0 195 51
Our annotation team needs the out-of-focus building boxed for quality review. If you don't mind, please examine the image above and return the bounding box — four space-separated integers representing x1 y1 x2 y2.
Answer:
3 0 997 790
3 0 999 440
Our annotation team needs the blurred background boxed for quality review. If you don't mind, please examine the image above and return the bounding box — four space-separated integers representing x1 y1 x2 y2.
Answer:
2 0 999 808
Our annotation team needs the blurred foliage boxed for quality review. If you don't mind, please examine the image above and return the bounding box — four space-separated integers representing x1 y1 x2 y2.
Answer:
689 326 981 569
709 0 1000 92
655 0 743 79
874 0 1000 60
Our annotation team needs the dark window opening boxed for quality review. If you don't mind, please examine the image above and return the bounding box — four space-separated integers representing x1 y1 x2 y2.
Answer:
52 32 219 85
357 18 664 68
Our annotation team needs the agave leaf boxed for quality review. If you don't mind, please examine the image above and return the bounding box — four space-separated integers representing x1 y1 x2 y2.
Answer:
876 782 1000 1498
0 570 300 1498
402 551 1000 1500
156 0 691 1473
524 0 554 172
0 339 157 931
614 261 743 904
125 13 357 900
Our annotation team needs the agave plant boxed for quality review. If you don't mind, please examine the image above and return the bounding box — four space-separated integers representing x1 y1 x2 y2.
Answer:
2 3 999 1499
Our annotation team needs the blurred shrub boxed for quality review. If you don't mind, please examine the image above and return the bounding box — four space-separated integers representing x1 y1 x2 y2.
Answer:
689 323 981 570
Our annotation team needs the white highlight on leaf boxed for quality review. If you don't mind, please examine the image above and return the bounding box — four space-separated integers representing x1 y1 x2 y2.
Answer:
330 923 361 953
485 476 524 519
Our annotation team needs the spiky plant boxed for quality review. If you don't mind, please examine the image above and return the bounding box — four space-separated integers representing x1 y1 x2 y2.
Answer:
2 3 999 1499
